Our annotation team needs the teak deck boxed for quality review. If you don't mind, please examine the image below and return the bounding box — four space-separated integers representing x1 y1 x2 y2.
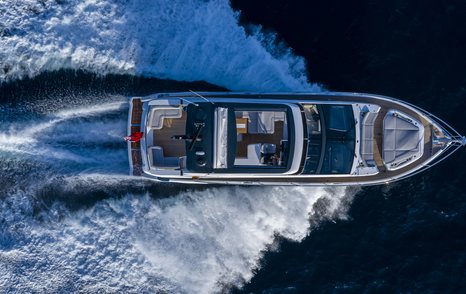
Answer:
130 98 143 176
153 111 187 157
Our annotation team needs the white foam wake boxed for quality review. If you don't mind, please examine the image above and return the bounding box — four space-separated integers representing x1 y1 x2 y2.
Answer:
0 0 319 92
0 101 128 171
0 184 353 293
0 0 355 293
0 101 124 145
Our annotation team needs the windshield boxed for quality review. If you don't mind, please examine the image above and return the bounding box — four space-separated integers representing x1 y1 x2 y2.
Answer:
302 104 355 174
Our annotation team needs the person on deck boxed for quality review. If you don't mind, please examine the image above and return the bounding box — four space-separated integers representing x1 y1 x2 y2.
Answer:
124 132 144 143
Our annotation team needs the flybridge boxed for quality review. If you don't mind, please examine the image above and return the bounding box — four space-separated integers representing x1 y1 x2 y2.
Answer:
127 92 464 186
178 101 297 174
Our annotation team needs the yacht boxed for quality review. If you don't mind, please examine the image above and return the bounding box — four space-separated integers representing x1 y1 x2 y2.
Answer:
127 92 465 185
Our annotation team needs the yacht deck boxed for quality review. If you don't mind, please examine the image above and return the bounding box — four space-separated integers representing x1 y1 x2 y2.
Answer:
196 95 435 185
153 111 187 157
129 93 442 185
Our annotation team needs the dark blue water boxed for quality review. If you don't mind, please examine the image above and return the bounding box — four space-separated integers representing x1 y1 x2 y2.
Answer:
0 0 465 292
231 0 466 292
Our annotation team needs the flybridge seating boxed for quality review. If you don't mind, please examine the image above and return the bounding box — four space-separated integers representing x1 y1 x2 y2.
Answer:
148 106 182 129
146 103 187 170
359 104 381 168
360 112 378 167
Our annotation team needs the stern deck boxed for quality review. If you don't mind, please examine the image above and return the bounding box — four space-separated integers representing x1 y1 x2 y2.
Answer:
153 111 187 157
129 98 143 176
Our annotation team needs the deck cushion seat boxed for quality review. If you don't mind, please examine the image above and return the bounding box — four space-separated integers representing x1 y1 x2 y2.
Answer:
149 107 182 129
148 146 180 168
383 110 424 170
360 112 378 166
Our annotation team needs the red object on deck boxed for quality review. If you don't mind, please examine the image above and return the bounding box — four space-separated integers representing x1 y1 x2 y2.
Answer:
124 132 144 142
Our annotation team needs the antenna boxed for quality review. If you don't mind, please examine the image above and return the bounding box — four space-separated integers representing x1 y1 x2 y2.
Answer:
178 97 199 107
189 90 214 105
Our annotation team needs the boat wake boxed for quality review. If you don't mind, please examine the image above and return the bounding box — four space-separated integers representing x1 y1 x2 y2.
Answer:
1 99 358 293
0 0 357 293
0 100 128 173
1 180 354 293
0 0 318 92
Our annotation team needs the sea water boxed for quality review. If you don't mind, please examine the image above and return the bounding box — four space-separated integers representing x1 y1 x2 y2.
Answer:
0 0 354 292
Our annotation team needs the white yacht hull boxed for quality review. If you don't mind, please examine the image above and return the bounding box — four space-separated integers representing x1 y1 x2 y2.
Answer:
127 92 464 186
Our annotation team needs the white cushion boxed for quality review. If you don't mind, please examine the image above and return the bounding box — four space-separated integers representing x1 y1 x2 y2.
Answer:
148 146 180 168
149 107 182 129
383 111 424 169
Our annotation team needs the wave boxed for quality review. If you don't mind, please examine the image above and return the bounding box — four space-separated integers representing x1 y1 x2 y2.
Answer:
0 182 354 293
0 96 359 293
0 0 357 293
0 100 128 172
0 0 319 92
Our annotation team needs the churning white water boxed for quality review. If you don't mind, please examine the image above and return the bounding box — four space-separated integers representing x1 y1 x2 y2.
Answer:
0 0 355 293
0 0 319 92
